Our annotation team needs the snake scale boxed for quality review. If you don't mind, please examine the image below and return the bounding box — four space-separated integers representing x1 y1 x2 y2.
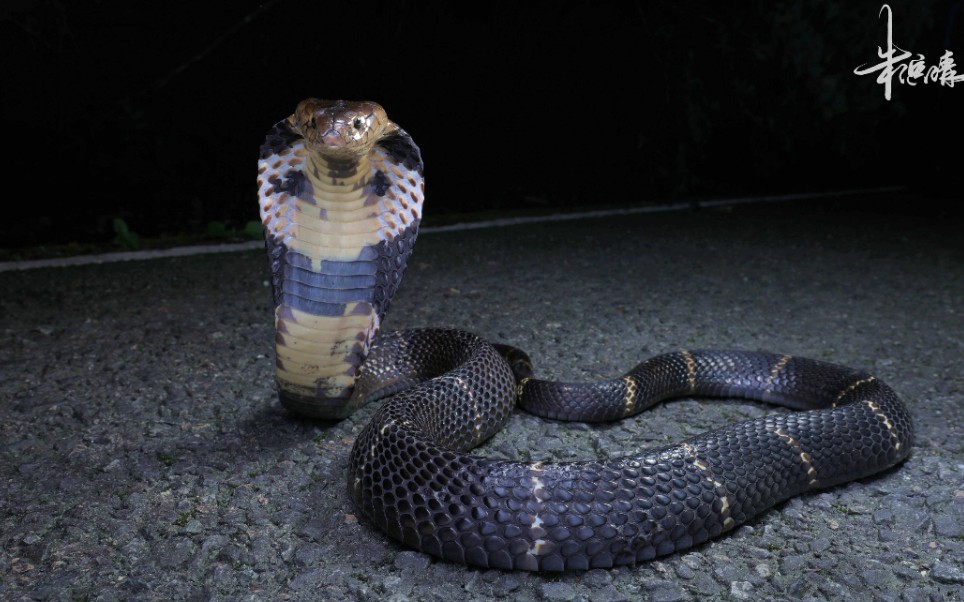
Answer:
258 99 913 571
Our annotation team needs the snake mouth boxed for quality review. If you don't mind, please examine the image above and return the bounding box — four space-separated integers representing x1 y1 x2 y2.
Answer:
293 98 392 158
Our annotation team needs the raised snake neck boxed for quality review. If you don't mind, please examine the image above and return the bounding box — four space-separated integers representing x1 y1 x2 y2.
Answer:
258 98 423 418
258 99 913 571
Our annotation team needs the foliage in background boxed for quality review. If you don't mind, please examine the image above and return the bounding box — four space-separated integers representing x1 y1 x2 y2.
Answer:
206 220 264 240
111 218 140 250
0 0 954 251
637 0 937 196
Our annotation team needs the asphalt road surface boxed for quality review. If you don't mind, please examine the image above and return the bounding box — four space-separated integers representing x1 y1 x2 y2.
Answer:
1 192 962 601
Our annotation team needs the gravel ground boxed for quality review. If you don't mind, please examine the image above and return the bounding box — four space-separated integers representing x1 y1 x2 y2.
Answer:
1 193 962 601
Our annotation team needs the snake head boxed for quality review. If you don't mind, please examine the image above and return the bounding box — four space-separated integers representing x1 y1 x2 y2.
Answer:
291 98 396 159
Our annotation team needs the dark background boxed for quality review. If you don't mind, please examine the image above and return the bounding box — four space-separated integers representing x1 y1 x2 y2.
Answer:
1 0 960 252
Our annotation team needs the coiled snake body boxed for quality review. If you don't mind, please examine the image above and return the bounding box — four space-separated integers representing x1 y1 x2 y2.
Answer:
258 99 913 571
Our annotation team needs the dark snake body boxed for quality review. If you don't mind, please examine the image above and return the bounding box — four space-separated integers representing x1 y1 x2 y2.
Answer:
259 100 914 571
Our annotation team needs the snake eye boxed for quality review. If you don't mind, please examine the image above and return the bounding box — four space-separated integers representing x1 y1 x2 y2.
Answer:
353 118 363 130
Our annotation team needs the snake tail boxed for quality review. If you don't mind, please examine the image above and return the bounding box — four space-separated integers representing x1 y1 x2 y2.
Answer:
349 330 913 571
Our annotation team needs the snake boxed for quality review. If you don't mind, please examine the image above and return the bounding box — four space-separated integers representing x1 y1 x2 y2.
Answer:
257 99 914 571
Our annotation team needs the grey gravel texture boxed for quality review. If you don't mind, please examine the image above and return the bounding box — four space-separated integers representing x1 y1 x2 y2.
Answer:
1 193 962 601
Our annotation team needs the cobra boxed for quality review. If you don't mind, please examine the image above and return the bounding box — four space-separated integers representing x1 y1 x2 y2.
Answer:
258 99 913 571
